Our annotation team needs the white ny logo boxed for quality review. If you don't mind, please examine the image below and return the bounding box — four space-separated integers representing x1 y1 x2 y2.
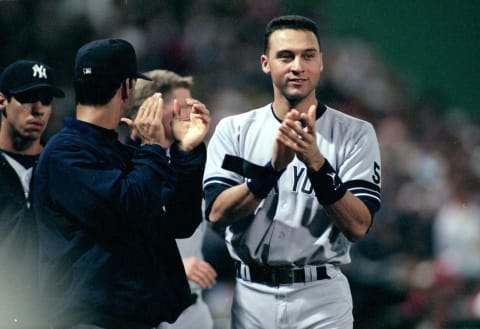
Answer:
32 64 47 79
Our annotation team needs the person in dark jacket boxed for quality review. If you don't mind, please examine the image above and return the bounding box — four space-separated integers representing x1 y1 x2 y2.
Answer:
0 59 64 328
33 38 211 329
131 69 217 329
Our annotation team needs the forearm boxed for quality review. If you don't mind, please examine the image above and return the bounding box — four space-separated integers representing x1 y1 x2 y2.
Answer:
167 195 202 237
167 169 204 237
306 158 371 241
166 163 203 237
324 191 372 242
208 183 261 226
168 143 207 236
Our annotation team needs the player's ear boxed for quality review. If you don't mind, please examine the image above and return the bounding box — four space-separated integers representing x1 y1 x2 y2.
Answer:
121 78 135 101
319 52 324 73
261 54 270 75
0 93 7 117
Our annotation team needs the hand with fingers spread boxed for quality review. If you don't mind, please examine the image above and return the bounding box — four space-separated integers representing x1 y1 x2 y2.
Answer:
276 105 324 171
182 257 217 289
121 93 168 148
172 98 211 151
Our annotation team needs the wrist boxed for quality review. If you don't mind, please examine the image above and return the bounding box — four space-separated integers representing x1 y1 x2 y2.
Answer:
307 159 346 205
247 161 284 199
176 141 194 152
305 153 325 172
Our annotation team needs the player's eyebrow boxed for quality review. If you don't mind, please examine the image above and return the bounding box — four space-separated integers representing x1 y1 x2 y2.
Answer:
275 48 319 59
276 48 318 54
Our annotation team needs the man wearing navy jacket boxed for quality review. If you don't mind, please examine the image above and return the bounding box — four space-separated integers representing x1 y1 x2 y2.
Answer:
33 39 211 329
0 59 64 328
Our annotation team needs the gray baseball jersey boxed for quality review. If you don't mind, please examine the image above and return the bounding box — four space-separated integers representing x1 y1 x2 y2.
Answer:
203 103 381 268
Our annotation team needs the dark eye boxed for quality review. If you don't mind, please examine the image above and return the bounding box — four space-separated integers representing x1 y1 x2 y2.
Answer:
277 52 293 61
304 53 316 60
39 95 53 106
13 92 36 104
13 91 52 105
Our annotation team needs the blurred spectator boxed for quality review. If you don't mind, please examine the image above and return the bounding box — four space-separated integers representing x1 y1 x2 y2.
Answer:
433 168 480 280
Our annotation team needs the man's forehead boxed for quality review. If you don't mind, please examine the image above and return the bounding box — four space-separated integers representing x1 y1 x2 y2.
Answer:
269 29 320 51
171 87 191 99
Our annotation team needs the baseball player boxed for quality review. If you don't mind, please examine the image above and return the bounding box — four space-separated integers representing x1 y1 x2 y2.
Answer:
0 59 64 328
203 15 381 329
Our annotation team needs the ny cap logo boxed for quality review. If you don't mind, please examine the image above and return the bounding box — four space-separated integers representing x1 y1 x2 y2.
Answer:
32 64 48 79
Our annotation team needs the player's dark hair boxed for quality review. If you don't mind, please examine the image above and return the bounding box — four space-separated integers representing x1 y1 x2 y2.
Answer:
74 76 134 106
263 15 321 54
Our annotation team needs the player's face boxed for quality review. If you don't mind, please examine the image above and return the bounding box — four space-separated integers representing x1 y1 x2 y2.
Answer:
261 29 323 105
163 87 191 143
0 90 52 142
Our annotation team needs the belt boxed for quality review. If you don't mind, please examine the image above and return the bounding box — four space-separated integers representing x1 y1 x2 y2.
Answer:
234 261 330 286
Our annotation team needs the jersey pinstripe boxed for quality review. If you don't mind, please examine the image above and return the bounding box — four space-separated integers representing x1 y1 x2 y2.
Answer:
203 103 381 267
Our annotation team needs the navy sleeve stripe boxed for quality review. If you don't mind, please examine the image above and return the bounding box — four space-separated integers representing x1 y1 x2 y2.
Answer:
344 179 380 192
344 180 381 216
359 197 381 217
348 188 381 200
203 176 239 188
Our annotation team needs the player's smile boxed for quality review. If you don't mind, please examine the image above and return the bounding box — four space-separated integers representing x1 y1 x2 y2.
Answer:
288 78 308 86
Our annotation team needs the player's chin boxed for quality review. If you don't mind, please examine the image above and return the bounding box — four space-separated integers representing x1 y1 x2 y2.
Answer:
285 92 307 104
286 86 309 97
21 131 42 141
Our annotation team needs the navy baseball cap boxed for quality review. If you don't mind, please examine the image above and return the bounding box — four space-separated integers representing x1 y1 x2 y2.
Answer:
74 38 151 81
0 60 65 97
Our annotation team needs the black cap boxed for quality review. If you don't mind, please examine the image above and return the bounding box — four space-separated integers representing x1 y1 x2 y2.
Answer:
74 38 151 81
0 60 65 97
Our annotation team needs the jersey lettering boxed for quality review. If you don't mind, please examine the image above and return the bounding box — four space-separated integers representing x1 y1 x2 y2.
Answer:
292 166 313 194
372 162 381 184
292 166 305 192
301 177 313 194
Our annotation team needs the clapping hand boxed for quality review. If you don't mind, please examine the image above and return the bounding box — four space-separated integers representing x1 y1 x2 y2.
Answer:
121 93 169 148
172 98 211 151
274 105 324 171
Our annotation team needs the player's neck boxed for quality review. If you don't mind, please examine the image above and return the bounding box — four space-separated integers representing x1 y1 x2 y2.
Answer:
76 96 123 130
273 97 318 120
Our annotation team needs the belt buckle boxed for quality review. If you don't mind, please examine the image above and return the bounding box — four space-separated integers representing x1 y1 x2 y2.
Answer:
288 269 295 284
272 268 295 285
270 269 277 285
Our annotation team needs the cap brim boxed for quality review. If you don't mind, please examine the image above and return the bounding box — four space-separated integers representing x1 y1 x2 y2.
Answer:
11 83 65 98
135 72 152 81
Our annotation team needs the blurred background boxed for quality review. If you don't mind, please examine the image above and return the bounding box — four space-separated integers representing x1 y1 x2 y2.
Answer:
1 1 479 328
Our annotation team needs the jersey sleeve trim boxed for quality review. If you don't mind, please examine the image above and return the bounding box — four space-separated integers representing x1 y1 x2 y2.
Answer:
203 181 236 222
203 176 239 189
344 180 381 216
